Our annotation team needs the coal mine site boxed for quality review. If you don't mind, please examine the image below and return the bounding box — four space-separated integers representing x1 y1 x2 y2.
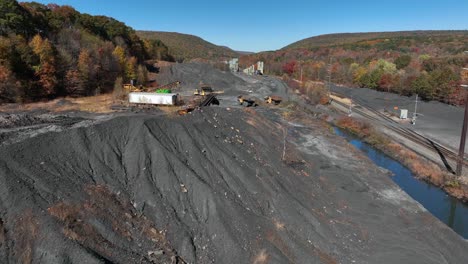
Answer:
0 63 467 264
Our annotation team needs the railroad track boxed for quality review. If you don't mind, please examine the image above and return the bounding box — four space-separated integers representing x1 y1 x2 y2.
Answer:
331 96 468 169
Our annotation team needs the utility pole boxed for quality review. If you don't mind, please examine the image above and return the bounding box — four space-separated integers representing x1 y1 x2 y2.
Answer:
456 51 468 176
411 94 418 125
326 57 333 100
300 66 303 84
328 57 332 89
457 86 468 176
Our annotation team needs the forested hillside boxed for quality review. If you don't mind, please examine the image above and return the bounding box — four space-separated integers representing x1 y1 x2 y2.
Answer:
283 30 468 50
242 31 468 105
0 0 172 103
137 31 239 62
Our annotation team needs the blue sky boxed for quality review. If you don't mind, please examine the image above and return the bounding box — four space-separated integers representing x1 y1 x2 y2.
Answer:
30 0 468 52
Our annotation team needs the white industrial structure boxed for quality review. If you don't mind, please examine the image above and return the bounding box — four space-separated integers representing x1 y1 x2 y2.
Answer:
243 65 255 75
243 61 264 75
129 92 178 105
257 61 264 74
229 58 239 72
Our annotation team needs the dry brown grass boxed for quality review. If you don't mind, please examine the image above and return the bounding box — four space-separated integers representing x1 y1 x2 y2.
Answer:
48 184 179 263
313 247 338 264
0 94 115 113
47 202 80 222
265 230 295 262
243 107 258 115
337 117 444 182
158 105 182 117
337 117 375 140
330 94 352 105
388 143 446 185
335 116 468 200
12 209 39 264
252 249 269 264
273 219 285 230
0 218 5 244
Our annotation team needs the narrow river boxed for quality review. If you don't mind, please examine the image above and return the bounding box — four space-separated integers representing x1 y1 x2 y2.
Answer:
334 127 468 239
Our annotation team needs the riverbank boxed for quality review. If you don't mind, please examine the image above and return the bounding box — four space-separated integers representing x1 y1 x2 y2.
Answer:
334 116 468 202
333 126 468 239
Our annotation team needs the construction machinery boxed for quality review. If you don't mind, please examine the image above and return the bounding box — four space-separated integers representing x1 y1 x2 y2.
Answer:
194 85 214 96
123 83 146 92
178 94 220 115
153 81 181 93
116 80 221 114
238 96 258 107
264 95 282 105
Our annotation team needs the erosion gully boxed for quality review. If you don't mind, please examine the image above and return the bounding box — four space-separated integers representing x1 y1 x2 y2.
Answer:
334 127 468 239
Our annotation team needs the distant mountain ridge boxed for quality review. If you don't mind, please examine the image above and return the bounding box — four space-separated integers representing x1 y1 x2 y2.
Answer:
241 29 468 106
236 50 254 55
137 31 239 61
283 30 468 50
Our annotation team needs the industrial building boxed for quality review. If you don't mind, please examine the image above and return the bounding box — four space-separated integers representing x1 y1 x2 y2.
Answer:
228 58 239 72
243 61 264 75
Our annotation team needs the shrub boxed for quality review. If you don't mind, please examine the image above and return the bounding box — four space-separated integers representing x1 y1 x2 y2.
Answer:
112 76 124 100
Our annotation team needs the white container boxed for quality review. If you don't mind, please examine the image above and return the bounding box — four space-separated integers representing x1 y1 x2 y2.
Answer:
400 109 408 119
129 92 177 105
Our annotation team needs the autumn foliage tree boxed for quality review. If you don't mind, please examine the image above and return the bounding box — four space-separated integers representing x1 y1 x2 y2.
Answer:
29 34 57 97
242 31 468 105
282 60 297 76
0 1 171 103
0 65 20 101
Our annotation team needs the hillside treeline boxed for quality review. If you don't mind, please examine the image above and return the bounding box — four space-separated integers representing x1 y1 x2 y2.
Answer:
242 33 468 105
137 31 239 62
0 0 173 103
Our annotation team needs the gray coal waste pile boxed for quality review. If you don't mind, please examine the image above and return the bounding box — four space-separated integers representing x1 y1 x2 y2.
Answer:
0 107 467 263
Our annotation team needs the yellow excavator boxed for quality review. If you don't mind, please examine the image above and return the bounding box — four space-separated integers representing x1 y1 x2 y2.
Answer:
238 96 258 107
194 85 214 96
264 95 283 105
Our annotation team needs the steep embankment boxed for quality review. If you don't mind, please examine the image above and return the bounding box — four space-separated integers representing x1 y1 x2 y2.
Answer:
0 107 467 263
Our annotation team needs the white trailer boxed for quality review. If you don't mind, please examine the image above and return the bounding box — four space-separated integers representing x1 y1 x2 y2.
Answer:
128 92 178 105
400 109 408 119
